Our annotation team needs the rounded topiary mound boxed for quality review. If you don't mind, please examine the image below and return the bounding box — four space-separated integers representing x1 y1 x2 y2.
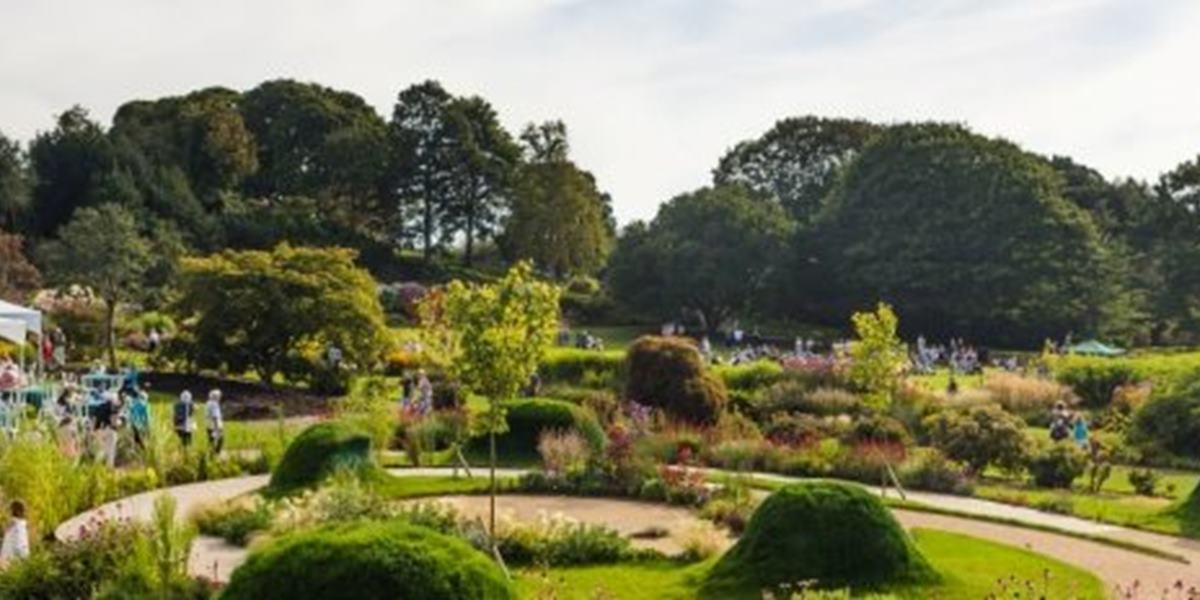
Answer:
222 521 515 600
703 481 937 595
269 421 374 492
470 398 605 457
626 335 727 425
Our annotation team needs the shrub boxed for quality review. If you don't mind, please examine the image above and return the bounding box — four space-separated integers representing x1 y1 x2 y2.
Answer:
539 348 625 386
703 482 938 594
1130 379 1200 460
755 382 863 419
1025 442 1088 489
845 415 911 446
626 336 728 425
1127 468 1160 496
496 514 635 566
268 421 375 493
472 398 605 458
1053 357 1143 408
898 449 972 495
192 499 274 546
537 430 591 477
713 360 785 392
0 518 146 599
1033 494 1076 515
982 372 1077 424
222 521 515 600
679 520 726 561
923 404 1027 475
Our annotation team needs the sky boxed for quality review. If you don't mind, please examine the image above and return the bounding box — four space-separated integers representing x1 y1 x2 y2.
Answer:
1 0 1198 224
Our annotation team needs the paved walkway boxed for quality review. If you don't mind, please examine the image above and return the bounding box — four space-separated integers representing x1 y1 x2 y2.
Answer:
58 468 1200 591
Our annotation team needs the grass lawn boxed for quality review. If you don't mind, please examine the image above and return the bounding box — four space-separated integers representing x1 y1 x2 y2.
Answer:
146 391 306 454
514 529 1105 599
373 473 518 500
906 368 991 393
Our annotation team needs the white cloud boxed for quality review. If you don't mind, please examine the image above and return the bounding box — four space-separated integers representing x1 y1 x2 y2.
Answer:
1 0 1197 223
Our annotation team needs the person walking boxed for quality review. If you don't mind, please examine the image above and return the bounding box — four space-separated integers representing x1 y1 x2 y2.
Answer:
173 391 195 449
0 500 30 567
205 389 224 455
127 387 151 451
1072 415 1091 450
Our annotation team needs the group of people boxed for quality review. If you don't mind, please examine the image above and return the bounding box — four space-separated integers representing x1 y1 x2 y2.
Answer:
912 336 986 375
172 389 225 454
557 329 604 351
399 369 434 418
1049 401 1091 450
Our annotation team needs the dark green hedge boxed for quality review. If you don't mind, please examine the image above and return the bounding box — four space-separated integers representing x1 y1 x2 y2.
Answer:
470 398 606 457
626 336 727 425
703 481 938 596
222 521 515 600
269 421 374 493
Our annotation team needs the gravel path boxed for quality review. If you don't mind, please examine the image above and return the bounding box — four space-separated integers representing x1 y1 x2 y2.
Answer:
57 469 1200 591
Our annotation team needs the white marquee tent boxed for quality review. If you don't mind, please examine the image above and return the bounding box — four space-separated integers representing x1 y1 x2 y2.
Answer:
0 300 44 372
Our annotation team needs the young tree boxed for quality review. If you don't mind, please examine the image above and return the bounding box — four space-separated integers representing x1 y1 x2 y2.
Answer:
848 303 906 410
41 203 152 367
419 262 560 547
501 121 614 278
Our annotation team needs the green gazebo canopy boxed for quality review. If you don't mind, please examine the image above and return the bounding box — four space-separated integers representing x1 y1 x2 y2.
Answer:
1067 340 1125 357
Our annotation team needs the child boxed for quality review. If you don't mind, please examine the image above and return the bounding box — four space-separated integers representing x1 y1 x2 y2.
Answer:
173 391 195 448
0 500 30 566
205 389 224 455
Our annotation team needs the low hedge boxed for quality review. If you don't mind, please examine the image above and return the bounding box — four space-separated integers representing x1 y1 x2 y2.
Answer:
268 421 375 493
538 348 626 387
1130 378 1200 460
470 398 606 457
222 521 515 600
713 360 786 393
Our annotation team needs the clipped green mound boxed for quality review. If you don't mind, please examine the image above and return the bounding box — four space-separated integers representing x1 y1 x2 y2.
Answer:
269 421 375 493
627 335 727 425
703 481 938 596
222 521 515 600
470 398 606 457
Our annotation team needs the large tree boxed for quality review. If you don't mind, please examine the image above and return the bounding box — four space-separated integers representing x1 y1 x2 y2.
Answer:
389 81 457 261
608 185 794 331
501 121 614 278
241 79 389 230
172 244 391 386
439 96 521 266
0 131 30 231
28 107 115 237
713 116 881 223
40 203 152 367
811 123 1135 346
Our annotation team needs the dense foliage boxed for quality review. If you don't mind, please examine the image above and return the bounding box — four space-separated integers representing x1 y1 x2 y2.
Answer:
171 244 390 388
222 520 516 600
269 421 375 493
703 482 938 594
923 404 1027 475
471 398 606 458
626 336 728 425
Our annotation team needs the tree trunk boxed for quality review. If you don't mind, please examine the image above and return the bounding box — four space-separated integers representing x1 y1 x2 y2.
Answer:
465 201 475 268
489 418 497 548
423 197 433 264
104 298 117 370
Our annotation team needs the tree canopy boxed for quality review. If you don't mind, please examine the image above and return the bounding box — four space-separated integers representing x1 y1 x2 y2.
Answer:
171 244 390 386
608 185 793 331
809 123 1134 346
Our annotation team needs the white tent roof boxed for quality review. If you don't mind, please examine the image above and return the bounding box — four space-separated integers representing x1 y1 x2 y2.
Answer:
0 318 25 345
0 300 41 339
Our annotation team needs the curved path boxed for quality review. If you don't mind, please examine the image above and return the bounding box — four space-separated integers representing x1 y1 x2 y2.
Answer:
58 469 1200 592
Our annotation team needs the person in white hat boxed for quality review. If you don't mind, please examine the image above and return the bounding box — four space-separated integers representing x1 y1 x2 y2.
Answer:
205 389 224 455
